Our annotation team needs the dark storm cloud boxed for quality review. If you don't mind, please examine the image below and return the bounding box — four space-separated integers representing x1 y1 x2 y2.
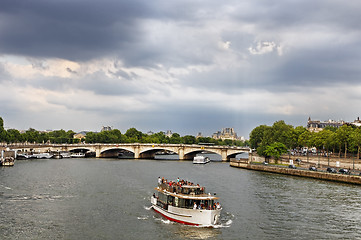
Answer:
233 0 361 32
0 0 153 61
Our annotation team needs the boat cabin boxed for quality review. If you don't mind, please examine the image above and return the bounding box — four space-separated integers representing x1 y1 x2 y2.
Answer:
155 182 218 211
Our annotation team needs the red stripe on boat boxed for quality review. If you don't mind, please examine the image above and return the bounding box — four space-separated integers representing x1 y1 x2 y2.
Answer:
153 208 199 226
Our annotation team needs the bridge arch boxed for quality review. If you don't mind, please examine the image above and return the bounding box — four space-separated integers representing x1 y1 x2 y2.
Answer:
183 150 221 160
99 147 135 158
67 147 93 153
226 151 248 160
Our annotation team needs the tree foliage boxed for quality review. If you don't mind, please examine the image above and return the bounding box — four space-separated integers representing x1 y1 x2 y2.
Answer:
0 117 248 146
264 142 288 161
249 120 361 159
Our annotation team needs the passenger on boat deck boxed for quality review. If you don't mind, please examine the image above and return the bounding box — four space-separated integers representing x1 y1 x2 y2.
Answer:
177 177 180 183
216 202 221 209
158 177 161 185
193 202 197 210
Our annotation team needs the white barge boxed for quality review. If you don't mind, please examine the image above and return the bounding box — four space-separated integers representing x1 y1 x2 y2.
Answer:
151 179 221 226
193 156 210 164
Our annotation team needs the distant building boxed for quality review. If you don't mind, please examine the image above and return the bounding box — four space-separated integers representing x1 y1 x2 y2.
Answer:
212 128 238 141
147 131 154 135
101 126 113 132
351 117 361 127
307 117 345 132
196 132 203 138
74 131 87 140
165 130 173 138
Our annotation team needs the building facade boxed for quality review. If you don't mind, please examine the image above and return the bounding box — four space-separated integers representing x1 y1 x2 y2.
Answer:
307 117 361 132
212 128 238 141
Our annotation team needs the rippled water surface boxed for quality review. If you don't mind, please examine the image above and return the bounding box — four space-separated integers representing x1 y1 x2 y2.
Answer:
1 158 361 239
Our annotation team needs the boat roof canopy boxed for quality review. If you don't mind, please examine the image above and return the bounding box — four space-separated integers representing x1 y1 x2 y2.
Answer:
155 187 219 200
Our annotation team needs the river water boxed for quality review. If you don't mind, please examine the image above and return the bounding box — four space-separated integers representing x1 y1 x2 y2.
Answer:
1 158 361 239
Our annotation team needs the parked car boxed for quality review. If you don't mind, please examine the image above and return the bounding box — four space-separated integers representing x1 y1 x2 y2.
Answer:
339 168 349 174
327 167 337 173
288 164 297 169
309 166 317 171
295 158 301 164
263 161 268 165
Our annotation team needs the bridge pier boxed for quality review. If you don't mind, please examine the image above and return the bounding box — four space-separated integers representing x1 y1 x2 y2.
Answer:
95 147 102 158
134 145 140 159
178 147 184 160
221 149 228 162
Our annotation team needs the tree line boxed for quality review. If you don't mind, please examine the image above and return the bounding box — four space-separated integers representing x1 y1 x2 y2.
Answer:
0 117 247 146
249 120 361 160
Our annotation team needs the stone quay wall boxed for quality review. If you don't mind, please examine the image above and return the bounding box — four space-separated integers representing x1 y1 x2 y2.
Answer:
230 157 361 185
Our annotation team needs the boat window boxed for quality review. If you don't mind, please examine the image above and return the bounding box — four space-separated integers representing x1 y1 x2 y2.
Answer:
208 200 214 209
167 195 174 205
158 192 167 203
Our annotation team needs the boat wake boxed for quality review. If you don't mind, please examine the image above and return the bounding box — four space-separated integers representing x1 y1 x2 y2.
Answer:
144 205 152 211
161 219 173 225
4 193 72 202
153 216 174 225
219 212 234 228
137 216 149 220
0 184 12 190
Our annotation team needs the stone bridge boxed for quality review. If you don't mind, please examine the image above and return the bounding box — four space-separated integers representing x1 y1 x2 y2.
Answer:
9 143 250 161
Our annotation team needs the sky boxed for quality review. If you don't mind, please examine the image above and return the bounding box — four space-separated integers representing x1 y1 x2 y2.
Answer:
1 0 361 138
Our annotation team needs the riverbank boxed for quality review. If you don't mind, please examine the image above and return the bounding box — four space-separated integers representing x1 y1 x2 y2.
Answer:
230 156 361 185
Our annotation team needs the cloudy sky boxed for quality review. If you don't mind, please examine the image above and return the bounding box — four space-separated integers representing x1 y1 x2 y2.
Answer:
1 0 361 138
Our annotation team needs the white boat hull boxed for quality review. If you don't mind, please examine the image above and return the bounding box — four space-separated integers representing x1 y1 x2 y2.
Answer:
151 197 221 226
71 153 85 158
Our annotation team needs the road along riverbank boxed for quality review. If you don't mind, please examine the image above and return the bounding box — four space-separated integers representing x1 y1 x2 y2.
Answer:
230 158 361 185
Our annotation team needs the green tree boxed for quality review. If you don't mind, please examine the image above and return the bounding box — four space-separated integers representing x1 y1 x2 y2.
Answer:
336 125 353 159
23 128 40 143
125 128 144 142
290 126 308 150
257 126 273 157
6 129 22 143
249 125 269 149
351 128 361 166
170 133 182 144
264 142 288 163
0 117 5 142
183 135 196 144
271 120 293 148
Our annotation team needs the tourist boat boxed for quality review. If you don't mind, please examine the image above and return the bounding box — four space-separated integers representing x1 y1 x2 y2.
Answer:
193 156 210 164
60 152 72 158
70 152 85 158
1 157 15 166
34 153 53 159
16 153 31 160
52 152 63 159
151 179 222 226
